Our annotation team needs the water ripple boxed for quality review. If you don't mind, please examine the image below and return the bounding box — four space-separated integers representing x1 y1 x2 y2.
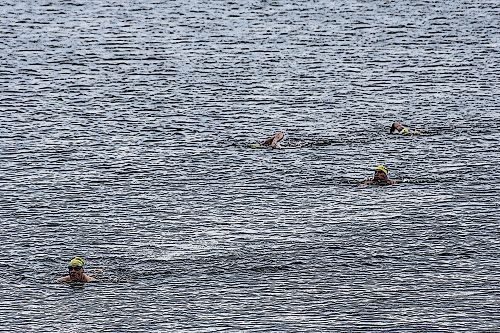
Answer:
1 0 499 331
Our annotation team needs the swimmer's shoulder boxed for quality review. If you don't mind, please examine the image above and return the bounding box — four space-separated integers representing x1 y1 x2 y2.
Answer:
56 276 71 283
56 275 97 283
85 275 97 282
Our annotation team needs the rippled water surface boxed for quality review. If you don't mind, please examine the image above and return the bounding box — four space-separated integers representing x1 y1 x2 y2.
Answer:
1 0 499 331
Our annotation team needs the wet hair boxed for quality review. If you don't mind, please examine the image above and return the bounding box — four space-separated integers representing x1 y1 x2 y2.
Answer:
390 123 397 134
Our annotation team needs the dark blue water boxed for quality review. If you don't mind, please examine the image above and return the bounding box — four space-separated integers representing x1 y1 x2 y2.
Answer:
1 0 499 331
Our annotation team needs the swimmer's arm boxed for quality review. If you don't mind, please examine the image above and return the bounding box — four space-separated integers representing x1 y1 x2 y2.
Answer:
271 142 282 149
269 132 285 148
270 139 280 148
262 136 273 146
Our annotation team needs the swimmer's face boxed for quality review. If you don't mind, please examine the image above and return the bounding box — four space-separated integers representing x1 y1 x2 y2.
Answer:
374 170 388 182
69 266 84 280
394 122 403 131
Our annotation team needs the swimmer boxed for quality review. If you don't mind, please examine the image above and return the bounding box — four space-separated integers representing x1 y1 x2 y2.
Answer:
390 121 422 136
57 257 96 283
250 131 285 149
360 165 401 186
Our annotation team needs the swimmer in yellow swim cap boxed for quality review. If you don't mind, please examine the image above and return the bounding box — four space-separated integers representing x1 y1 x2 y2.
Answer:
250 131 285 149
57 256 96 283
390 121 422 136
361 165 401 186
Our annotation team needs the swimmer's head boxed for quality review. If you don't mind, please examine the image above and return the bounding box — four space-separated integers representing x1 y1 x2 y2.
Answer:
390 122 404 134
400 127 410 135
68 256 85 268
374 165 388 175
374 165 389 182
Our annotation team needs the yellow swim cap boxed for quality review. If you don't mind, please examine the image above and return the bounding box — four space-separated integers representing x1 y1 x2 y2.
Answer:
68 256 85 267
374 165 388 175
400 127 410 135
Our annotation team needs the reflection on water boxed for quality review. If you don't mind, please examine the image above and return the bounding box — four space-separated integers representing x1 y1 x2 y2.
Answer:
1 0 499 331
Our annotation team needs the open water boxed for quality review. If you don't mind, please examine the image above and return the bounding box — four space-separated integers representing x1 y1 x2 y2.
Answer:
0 0 499 332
